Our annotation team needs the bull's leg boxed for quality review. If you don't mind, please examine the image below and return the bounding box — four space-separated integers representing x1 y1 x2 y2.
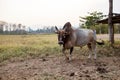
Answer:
91 42 97 59
87 43 92 59
62 48 69 60
69 47 74 60
94 47 97 59
93 45 97 59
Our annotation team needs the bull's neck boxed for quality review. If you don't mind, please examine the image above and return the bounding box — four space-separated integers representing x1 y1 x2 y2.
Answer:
63 31 74 47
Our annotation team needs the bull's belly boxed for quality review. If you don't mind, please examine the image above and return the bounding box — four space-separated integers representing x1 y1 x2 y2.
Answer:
75 40 89 47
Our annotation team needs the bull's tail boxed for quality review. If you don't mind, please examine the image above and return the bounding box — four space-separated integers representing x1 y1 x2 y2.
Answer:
93 30 104 45
96 40 105 45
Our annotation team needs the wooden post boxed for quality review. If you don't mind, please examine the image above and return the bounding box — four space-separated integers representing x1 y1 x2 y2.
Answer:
108 0 114 45
118 24 120 33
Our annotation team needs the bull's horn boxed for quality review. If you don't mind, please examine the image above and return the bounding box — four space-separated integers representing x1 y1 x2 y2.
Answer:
55 26 58 31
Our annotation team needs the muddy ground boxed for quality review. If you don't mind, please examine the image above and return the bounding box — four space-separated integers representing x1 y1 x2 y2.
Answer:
0 54 120 80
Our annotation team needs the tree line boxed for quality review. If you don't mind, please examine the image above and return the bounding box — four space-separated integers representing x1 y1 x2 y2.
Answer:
0 23 27 35
28 26 55 34
1 11 120 35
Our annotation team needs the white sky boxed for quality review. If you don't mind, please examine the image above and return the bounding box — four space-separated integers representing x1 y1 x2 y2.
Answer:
0 0 120 29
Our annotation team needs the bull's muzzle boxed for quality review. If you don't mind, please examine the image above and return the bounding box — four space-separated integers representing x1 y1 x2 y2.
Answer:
58 41 64 45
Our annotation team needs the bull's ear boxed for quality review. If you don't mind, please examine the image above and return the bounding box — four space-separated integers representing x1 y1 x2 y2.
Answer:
55 26 59 34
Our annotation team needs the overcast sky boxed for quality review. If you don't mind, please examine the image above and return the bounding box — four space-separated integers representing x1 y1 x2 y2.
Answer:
0 0 120 29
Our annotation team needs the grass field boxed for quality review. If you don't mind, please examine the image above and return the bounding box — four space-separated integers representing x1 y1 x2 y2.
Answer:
0 34 120 63
0 34 61 62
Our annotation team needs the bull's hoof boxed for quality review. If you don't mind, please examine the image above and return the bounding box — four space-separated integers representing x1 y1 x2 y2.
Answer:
65 57 69 61
64 57 70 62
66 57 73 63
94 58 97 60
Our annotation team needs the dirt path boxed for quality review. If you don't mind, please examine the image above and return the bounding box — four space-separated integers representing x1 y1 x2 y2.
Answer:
0 54 120 80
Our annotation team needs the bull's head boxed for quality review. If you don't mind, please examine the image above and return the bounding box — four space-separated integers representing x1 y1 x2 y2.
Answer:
55 26 68 45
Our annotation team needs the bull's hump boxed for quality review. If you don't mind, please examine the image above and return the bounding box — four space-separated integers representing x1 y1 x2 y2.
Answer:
77 29 93 32
76 29 93 36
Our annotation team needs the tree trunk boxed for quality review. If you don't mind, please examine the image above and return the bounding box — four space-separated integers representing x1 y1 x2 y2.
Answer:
99 24 102 34
108 0 114 45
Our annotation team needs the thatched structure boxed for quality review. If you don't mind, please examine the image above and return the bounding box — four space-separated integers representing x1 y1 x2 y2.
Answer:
97 14 120 24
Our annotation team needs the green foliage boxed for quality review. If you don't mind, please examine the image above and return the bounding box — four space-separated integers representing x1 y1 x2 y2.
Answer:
80 11 105 29
79 11 120 34
95 24 108 34
0 29 3 33
114 24 120 34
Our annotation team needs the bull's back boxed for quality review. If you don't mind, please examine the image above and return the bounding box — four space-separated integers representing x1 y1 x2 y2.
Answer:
75 29 94 46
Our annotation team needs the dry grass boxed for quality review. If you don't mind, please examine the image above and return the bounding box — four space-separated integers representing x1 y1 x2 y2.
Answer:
0 34 120 63
0 34 61 62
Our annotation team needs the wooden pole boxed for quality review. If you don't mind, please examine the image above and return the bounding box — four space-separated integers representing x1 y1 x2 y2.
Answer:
108 0 114 45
